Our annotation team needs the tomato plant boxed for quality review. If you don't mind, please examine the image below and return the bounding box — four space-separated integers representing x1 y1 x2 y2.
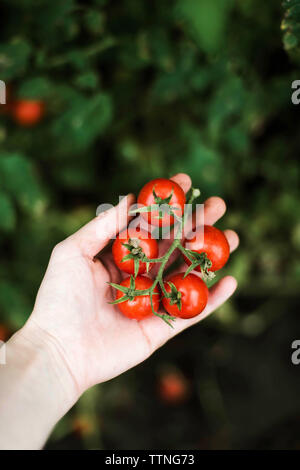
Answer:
112 228 159 275
162 273 208 319
183 225 230 275
12 100 44 127
137 178 186 227
114 275 160 320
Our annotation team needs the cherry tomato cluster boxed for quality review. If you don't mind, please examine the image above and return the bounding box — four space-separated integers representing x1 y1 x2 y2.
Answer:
110 178 230 325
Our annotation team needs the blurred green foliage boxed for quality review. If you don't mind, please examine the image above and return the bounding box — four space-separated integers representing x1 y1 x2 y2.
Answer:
282 0 300 57
0 0 300 449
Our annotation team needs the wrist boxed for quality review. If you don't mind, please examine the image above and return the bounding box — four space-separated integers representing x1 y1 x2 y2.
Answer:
0 320 80 449
16 319 81 412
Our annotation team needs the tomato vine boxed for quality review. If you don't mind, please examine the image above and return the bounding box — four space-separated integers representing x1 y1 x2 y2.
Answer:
109 184 216 327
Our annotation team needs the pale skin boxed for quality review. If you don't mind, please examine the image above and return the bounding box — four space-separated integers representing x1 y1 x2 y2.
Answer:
0 173 239 449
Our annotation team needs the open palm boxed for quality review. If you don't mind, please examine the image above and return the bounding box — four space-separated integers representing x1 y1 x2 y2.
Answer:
25 173 239 397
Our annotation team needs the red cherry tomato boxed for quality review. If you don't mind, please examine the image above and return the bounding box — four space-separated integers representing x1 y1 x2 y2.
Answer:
158 371 189 404
112 228 159 275
116 275 160 320
12 100 44 127
162 273 208 319
137 178 185 227
183 225 230 272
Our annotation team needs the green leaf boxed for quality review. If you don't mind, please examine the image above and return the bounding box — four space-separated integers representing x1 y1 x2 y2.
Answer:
52 93 113 152
282 0 300 57
0 38 31 80
84 10 105 36
64 50 90 70
175 0 232 54
35 0 76 42
74 71 100 90
0 192 16 232
174 123 223 194
283 0 300 7
56 163 95 190
18 77 53 99
285 3 300 21
283 31 299 50
0 153 46 214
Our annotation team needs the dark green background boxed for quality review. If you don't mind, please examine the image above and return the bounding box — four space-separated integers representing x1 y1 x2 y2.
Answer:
0 0 299 449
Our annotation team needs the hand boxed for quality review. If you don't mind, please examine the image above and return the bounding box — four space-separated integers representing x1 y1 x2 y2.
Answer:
21 173 239 401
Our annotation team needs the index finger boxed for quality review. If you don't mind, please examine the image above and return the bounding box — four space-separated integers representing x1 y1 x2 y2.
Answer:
170 173 192 194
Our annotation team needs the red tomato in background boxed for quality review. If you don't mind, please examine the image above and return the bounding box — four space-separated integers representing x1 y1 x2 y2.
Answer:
158 370 189 405
72 416 95 438
183 225 230 272
116 275 160 320
112 228 159 275
12 100 44 127
137 178 185 227
162 273 208 319
0 325 9 342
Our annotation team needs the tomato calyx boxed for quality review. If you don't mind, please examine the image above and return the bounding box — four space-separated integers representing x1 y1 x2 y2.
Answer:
109 275 176 326
152 187 182 222
130 203 181 221
183 250 215 281
108 275 141 304
166 282 182 311
129 186 182 222
121 238 150 276
152 187 173 205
